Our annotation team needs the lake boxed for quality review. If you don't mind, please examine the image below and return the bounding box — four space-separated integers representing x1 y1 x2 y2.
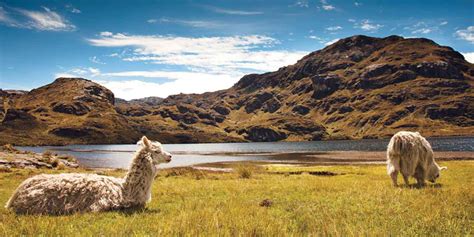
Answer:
18 137 474 169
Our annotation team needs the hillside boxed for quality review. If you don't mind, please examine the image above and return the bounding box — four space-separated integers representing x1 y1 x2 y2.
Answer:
1 35 473 145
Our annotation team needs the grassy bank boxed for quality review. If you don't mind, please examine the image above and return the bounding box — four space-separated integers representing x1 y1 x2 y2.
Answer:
0 161 473 236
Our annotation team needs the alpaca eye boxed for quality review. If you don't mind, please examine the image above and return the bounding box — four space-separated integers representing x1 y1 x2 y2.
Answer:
436 174 439 178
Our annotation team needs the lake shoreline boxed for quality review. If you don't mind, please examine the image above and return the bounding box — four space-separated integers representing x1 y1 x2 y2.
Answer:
0 145 79 170
14 137 474 169
192 151 474 168
9 135 474 147
4 147 473 170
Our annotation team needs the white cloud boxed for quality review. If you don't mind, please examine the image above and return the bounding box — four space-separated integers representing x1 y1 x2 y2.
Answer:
292 0 309 8
405 22 437 35
348 18 356 23
455 26 474 44
88 33 306 73
0 7 10 22
207 6 263 15
355 19 383 31
412 28 432 34
85 32 308 99
55 67 101 78
462 52 474 63
326 26 342 31
55 73 78 78
325 38 340 46
158 17 221 28
308 35 327 44
322 5 335 10
147 19 157 23
65 5 81 14
98 71 240 99
54 69 242 99
89 56 106 64
440 21 448 26
354 2 362 7
100 31 113 37
16 6 76 31
321 0 336 10
0 6 24 28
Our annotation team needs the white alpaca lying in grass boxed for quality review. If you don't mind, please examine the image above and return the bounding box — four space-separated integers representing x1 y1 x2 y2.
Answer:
5 136 172 215
386 131 446 187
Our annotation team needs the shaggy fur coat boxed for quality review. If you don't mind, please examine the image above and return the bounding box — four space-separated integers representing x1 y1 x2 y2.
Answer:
5 136 171 215
386 131 446 186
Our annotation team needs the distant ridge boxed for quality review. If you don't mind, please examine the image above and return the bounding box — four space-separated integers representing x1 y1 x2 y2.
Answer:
1 35 473 145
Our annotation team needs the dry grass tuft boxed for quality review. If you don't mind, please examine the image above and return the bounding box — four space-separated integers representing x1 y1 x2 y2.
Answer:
236 165 254 179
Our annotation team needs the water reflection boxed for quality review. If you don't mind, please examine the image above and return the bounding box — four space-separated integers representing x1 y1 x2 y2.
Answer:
18 137 474 169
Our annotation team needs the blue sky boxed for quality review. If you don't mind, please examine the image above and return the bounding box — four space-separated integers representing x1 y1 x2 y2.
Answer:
0 0 473 99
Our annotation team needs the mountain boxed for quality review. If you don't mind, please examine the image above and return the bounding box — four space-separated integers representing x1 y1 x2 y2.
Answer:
0 78 142 145
1 35 473 145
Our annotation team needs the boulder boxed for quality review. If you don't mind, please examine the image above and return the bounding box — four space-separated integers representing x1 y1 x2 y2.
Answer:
244 92 274 113
384 109 410 126
52 102 90 115
212 105 231 115
124 108 151 117
262 98 281 113
425 100 474 126
362 64 394 79
85 85 115 104
50 127 99 138
292 105 310 115
338 106 354 113
2 109 36 122
244 126 287 142
311 74 341 99
410 61 464 79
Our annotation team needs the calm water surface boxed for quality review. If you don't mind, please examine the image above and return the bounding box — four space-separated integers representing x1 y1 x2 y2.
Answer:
19 137 474 169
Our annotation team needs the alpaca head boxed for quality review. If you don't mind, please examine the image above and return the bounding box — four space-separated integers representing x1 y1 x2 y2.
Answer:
137 136 172 164
427 163 447 183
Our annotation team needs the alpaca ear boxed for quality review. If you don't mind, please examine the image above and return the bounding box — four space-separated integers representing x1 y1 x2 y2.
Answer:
440 166 447 171
138 136 151 148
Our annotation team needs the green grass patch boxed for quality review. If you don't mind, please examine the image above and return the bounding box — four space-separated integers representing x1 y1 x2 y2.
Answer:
0 161 472 236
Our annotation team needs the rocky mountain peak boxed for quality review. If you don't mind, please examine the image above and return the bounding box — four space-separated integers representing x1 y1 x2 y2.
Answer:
1 35 473 145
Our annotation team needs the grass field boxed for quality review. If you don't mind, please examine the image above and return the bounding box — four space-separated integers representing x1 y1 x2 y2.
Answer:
0 161 473 236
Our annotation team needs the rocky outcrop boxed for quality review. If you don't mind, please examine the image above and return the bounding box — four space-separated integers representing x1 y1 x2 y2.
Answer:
0 145 79 169
52 102 90 115
212 105 231 115
244 92 274 113
311 74 341 99
50 127 102 138
244 126 287 142
425 97 474 126
2 109 36 122
292 105 310 115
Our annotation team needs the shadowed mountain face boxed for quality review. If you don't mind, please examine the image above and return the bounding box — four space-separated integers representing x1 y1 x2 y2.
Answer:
1 35 473 145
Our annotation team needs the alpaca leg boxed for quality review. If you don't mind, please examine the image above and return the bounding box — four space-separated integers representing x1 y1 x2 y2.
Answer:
414 166 425 187
389 170 399 187
402 174 410 186
416 178 425 187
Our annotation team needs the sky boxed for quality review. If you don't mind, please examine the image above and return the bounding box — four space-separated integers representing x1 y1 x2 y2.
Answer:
0 0 473 100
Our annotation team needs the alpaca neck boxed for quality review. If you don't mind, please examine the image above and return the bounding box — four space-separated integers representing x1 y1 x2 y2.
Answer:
122 149 157 206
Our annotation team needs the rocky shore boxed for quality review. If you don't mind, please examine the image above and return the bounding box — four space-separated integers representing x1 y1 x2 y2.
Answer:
0 145 79 171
